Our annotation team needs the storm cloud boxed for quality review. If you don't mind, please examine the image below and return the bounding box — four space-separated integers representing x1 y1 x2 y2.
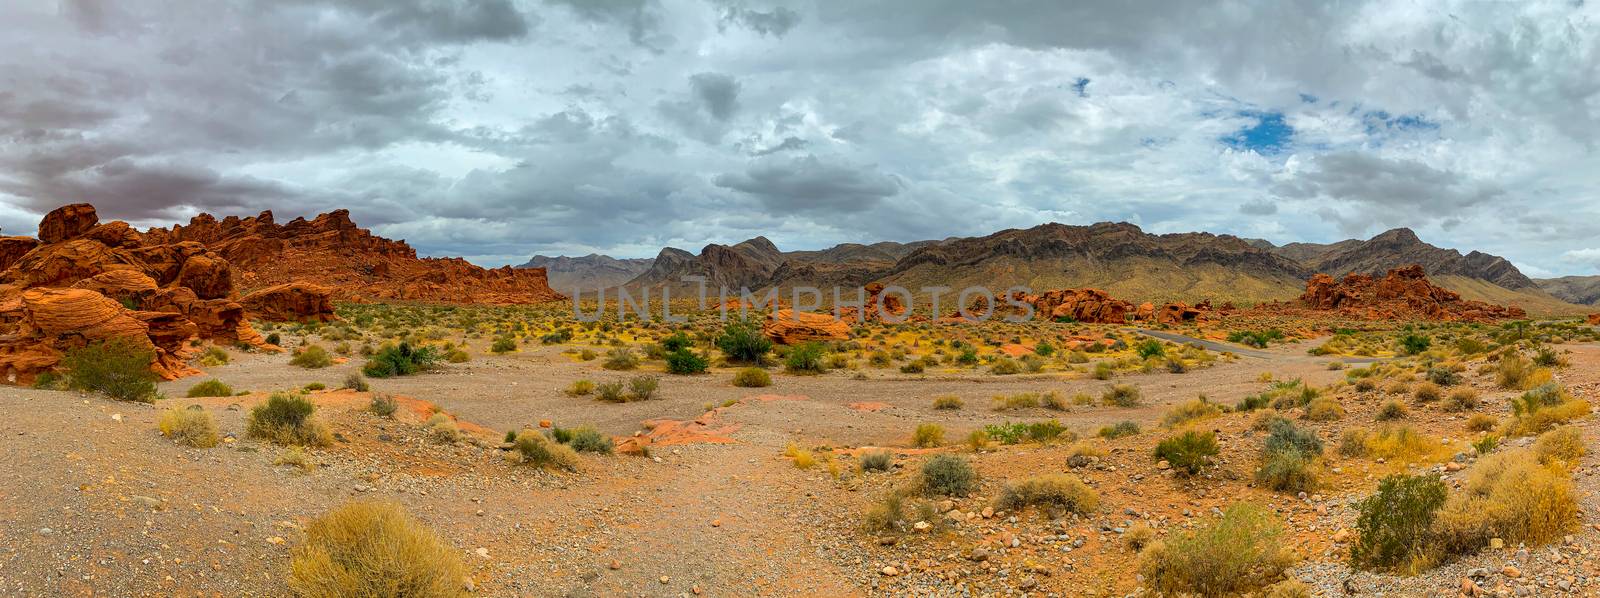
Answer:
0 0 1597 275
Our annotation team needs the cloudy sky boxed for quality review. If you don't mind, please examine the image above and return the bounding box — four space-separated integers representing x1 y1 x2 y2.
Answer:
1 0 1598 277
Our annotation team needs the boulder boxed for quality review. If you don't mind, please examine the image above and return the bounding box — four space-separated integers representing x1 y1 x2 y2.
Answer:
1587 313 1599 326
240 282 337 322
763 309 851 345
1154 302 1203 324
0 237 40 271
38 203 99 244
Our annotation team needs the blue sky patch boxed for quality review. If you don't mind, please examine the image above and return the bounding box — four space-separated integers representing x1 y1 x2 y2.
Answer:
1221 110 1293 154
1072 77 1090 98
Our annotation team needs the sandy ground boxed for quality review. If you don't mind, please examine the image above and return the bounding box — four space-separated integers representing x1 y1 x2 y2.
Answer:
0 332 1593 596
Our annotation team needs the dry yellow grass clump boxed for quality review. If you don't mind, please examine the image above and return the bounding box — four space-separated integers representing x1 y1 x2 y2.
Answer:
288 501 467 598
157 407 219 448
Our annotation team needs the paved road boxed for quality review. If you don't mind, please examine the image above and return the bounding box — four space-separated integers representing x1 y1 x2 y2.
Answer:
1134 329 1389 364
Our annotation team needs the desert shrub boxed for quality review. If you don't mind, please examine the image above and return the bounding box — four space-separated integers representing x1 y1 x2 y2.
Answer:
424 414 461 444
1101 384 1142 407
1092 361 1115 380
601 348 638 371
1235 393 1271 412
1228 329 1285 348
1398 333 1431 356
595 382 626 402
1349 474 1447 573
784 342 827 374
1256 449 1318 492
994 474 1098 515
1138 503 1293 596
921 454 975 496
338 372 368 392
1162 396 1220 427
1376 400 1409 421
247 392 330 446
1303 397 1344 421
859 450 893 472
627 376 659 401
62 338 158 402
444 348 469 363
1471 434 1499 455
1067 350 1089 364
898 361 924 374
304 382 327 391
1135 339 1166 359
665 349 708 375
1098 421 1140 439
566 426 614 454
362 343 438 378
265 332 281 346
1532 426 1585 465
1125 522 1156 552
993 392 1040 410
290 345 333 369
368 393 397 417
1495 354 1531 389
1412 381 1442 403
731 367 771 387
1425 366 1460 387
1532 346 1564 367
158 407 219 448
198 346 230 367
1465 413 1497 432
1040 391 1067 411
186 379 234 398
1507 383 1590 435
566 379 595 396
659 332 692 353
989 357 1022 375
912 423 945 448
287 501 466 598
1432 450 1577 559
490 337 517 354
276 446 315 471
1154 430 1218 476
862 491 909 534
1339 425 1435 461
1264 419 1323 457
578 349 597 361
715 318 773 364
932 395 963 410
1353 377 1377 392
1444 388 1479 412
513 430 579 471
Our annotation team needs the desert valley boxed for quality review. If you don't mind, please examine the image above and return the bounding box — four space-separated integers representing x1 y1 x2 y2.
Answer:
5 1 1600 597
0 202 1596 597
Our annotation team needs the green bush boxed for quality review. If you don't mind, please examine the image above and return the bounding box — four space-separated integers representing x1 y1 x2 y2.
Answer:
368 394 397 417
361 343 438 378
660 332 692 353
290 345 333 369
1263 418 1323 457
514 430 579 470
342 373 370 392
1135 339 1166 359
1139 503 1293 596
158 407 220 448
921 454 975 496
62 338 158 402
784 342 827 373
989 358 1021 375
932 395 963 410
186 379 235 398
247 392 331 446
1349 474 1447 572
715 318 772 364
731 367 771 387
1154 430 1218 476
1398 333 1431 356
566 426 614 454
490 337 517 353
665 348 708 374
595 382 626 402
1255 449 1318 493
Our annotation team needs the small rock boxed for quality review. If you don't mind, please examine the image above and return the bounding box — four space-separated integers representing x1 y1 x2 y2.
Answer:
1501 565 1521 578
609 560 622 570
880 566 899 577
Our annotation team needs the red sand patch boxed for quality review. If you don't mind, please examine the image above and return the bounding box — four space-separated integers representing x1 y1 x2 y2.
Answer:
616 411 742 454
999 343 1033 358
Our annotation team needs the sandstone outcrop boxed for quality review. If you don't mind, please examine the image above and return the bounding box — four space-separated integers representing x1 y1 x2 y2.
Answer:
968 288 1133 324
1299 264 1526 322
763 309 851 344
144 209 564 304
0 204 281 384
838 283 909 322
241 283 337 322
1587 313 1599 326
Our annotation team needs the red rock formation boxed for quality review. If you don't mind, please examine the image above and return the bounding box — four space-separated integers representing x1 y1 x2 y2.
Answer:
1298 264 1526 322
979 288 1132 324
0 204 277 384
763 309 851 344
37 203 98 243
0 237 40 271
1587 313 1599 326
838 282 909 321
1154 302 1203 324
143 209 565 305
241 283 337 322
